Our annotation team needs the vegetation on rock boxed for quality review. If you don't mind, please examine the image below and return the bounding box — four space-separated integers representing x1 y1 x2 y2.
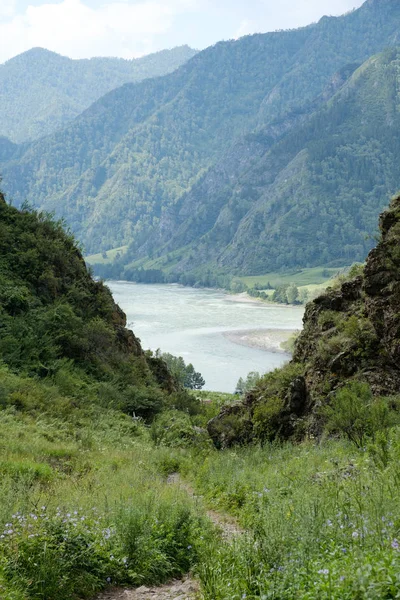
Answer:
208 194 400 447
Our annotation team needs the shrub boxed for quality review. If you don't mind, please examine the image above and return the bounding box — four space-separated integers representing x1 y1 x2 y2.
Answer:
323 382 399 447
253 396 285 442
151 410 201 448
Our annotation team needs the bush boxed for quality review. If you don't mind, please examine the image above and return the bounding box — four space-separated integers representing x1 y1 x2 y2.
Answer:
323 382 399 447
253 396 285 442
151 410 199 448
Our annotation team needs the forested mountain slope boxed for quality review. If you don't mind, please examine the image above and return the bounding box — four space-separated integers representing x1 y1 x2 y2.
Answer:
0 46 196 142
136 47 400 280
1 0 400 268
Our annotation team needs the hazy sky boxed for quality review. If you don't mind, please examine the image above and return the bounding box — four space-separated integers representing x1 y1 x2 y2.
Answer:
1 0 365 63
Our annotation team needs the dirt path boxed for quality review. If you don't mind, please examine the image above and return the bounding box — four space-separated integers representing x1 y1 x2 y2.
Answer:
93 474 242 600
167 472 243 542
95 578 199 600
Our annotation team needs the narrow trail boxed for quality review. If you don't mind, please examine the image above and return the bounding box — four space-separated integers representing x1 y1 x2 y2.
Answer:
94 474 243 600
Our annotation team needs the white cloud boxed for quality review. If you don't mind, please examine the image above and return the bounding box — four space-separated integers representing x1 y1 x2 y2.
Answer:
231 0 364 40
0 0 198 63
0 0 366 63
234 19 259 39
0 0 16 19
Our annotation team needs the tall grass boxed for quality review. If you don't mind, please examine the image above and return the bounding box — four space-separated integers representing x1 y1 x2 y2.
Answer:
191 437 400 599
3 377 400 599
0 407 210 600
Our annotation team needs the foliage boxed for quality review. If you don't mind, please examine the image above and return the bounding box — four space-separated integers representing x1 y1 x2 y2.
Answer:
150 410 209 448
190 431 400 599
323 382 399 448
0 405 210 600
280 330 300 353
0 195 182 421
2 0 400 274
158 352 205 390
0 46 196 143
235 371 261 396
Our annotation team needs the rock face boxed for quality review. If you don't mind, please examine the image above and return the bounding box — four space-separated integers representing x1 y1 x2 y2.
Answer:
208 195 400 447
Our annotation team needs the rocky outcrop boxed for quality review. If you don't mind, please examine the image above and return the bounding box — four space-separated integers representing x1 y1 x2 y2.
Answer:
208 195 400 447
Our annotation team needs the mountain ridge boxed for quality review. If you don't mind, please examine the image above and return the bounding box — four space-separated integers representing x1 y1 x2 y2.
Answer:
0 45 197 143
2 0 400 278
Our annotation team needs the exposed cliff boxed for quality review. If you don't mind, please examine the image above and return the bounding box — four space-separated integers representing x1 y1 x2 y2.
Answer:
208 195 400 447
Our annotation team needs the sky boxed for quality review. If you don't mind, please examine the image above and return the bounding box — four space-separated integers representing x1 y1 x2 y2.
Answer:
0 0 366 64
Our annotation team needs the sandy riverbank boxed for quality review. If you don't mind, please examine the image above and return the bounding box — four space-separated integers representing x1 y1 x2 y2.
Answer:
223 328 299 353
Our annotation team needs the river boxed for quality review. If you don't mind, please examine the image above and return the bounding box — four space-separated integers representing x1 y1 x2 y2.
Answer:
108 282 304 393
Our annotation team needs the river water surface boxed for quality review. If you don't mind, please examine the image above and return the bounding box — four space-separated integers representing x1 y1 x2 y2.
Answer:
109 282 304 393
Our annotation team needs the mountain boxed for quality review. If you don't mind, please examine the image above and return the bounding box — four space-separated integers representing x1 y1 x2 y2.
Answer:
139 47 400 280
208 192 400 447
1 0 400 273
0 46 197 143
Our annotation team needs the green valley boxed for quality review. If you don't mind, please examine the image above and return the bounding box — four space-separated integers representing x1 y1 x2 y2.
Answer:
3 1 400 597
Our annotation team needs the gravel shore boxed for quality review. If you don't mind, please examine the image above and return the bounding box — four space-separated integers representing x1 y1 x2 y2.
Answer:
223 328 298 353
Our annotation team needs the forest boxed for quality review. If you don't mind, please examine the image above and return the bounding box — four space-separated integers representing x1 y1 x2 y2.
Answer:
1 0 400 281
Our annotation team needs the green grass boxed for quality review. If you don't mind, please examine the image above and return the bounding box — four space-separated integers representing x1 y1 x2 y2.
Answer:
85 245 128 265
2 371 400 599
238 266 345 289
0 401 211 600
188 433 400 599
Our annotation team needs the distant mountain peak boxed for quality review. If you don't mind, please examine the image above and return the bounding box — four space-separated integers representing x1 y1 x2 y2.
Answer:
5 47 63 63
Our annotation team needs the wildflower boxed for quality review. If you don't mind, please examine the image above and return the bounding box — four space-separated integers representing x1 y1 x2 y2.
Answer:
318 569 329 575
187 545 192 550
392 539 399 550
106 577 111 583
327 519 333 527
340 576 345 581
352 531 359 539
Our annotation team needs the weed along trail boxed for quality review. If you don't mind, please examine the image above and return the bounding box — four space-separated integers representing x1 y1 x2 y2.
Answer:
167 472 245 542
94 474 243 600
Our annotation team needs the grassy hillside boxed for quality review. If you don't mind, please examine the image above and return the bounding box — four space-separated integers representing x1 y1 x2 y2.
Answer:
0 46 197 143
0 191 183 420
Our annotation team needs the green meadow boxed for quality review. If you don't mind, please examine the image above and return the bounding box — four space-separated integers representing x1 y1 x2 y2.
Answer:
2 373 400 599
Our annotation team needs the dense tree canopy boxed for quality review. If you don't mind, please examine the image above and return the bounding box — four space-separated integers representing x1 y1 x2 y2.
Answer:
0 46 196 142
